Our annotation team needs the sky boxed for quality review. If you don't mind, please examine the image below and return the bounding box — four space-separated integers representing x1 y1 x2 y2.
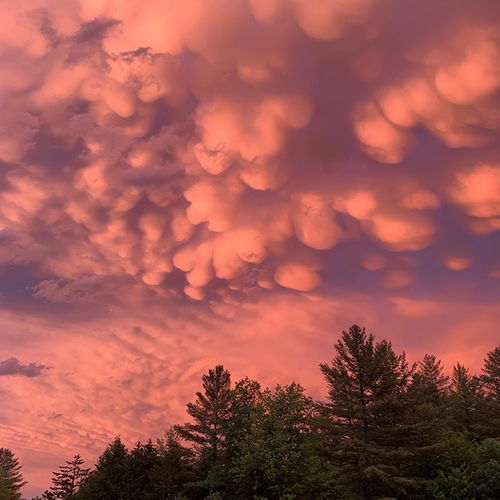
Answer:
0 0 499 496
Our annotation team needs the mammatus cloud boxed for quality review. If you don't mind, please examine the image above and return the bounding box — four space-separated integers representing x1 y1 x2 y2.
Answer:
0 0 499 496
0 358 47 377
0 0 498 300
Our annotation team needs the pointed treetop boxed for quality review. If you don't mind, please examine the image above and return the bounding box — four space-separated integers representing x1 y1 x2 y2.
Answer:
482 344 500 398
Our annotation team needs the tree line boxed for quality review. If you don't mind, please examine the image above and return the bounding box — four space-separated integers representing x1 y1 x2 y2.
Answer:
1 325 499 499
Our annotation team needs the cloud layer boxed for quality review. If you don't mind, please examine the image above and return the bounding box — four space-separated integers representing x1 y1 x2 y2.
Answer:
0 0 499 496
0 0 498 300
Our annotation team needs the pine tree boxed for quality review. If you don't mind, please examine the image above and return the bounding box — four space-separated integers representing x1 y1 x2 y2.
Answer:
0 448 26 499
402 355 453 491
449 363 484 438
320 325 413 443
174 365 233 497
46 455 89 499
127 440 161 499
75 437 130 500
481 344 500 399
152 428 197 499
175 365 232 468
479 345 500 439
0 470 20 500
320 325 416 499
413 354 449 402
37 489 56 499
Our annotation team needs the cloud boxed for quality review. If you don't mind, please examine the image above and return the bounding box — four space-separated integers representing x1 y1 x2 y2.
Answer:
0 0 497 302
0 0 499 496
0 358 48 378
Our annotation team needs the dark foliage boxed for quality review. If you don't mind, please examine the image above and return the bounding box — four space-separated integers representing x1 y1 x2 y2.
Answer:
39 454 90 499
0 448 26 500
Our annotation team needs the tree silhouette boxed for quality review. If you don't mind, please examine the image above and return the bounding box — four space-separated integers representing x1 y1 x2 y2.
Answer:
175 365 232 468
320 325 413 442
44 454 89 499
413 354 449 400
75 437 130 500
449 363 484 437
482 344 500 399
152 428 197 499
320 325 416 498
0 448 26 499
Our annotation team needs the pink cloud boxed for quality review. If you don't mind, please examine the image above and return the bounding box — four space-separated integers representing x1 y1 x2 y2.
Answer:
0 0 498 496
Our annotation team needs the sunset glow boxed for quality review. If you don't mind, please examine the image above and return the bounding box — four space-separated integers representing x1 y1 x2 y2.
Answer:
0 0 499 497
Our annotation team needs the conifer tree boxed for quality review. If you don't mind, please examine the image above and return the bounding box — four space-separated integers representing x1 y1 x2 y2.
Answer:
175 365 232 468
449 363 484 438
75 437 130 500
127 440 161 499
152 428 197 499
46 455 89 499
413 354 449 401
481 344 500 399
174 365 232 497
320 325 415 499
401 355 453 490
0 448 26 499
0 469 20 500
479 344 500 439
320 325 413 442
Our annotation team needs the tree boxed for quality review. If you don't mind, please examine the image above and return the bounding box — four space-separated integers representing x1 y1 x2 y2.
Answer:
126 440 161 499
320 325 413 442
449 364 484 438
0 470 20 500
229 383 338 500
412 354 449 402
175 365 232 469
397 354 451 486
152 428 198 499
75 438 130 500
174 365 233 497
480 345 500 438
431 438 500 499
320 325 416 499
44 455 89 499
0 448 26 499
18 333 500 499
481 344 500 399
213 377 264 498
